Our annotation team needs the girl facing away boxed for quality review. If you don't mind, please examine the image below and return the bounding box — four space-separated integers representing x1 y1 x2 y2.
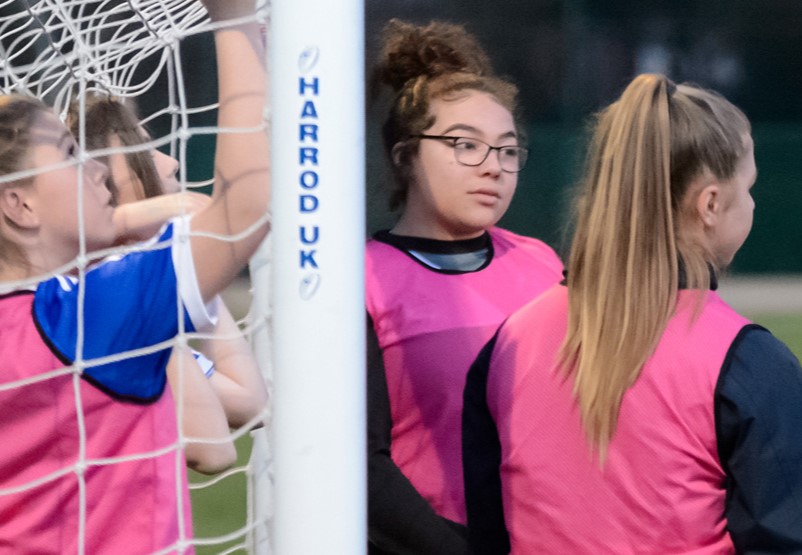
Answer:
463 74 802 554
67 94 269 472
0 0 269 552
366 19 564 554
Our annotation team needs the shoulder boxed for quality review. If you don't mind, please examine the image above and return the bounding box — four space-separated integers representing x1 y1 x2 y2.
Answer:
33 275 83 331
365 233 414 277
719 325 802 404
488 226 549 250
500 284 567 342
716 325 802 444
366 236 392 256
489 227 563 272
366 233 399 259
82 220 180 283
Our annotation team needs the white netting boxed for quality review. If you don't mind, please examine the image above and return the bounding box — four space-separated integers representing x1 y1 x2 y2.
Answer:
0 0 206 110
0 1 272 553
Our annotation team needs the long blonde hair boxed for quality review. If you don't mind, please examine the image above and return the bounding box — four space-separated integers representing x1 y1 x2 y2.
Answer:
560 74 751 457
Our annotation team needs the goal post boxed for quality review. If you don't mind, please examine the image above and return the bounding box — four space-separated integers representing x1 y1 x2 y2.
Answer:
269 0 367 553
0 0 366 550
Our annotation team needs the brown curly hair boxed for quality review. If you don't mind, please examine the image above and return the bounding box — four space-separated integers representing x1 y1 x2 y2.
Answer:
372 19 520 209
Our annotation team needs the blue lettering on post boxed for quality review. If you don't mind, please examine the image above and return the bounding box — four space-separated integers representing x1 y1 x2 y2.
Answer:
300 195 319 213
300 225 320 245
300 170 319 190
300 124 319 142
297 56 322 299
300 250 319 269
300 100 318 119
299 147 319 166
299 77 320 95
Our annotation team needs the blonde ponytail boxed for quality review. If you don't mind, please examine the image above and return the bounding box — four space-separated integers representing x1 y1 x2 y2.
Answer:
560 74 750 458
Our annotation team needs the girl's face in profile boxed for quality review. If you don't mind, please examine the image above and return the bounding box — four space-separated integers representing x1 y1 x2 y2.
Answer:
107 131 180 204
151 147 180 194
708 134 757 268
27 111 115 257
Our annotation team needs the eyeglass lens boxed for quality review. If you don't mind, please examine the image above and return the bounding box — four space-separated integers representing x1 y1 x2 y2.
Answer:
452 137 527 172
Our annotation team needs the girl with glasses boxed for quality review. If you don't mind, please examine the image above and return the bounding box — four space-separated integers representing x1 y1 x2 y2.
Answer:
366 19 563 554
463 74 802 554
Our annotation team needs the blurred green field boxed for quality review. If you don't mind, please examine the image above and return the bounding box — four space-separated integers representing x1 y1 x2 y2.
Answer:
749 312 802 359
190 436 253 555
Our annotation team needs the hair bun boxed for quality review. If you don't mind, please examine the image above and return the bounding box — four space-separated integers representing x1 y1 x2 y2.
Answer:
374 19 495 92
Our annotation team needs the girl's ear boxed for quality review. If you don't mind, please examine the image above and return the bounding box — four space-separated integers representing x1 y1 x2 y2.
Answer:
694 182 722 228
390 142 407 168
686 170 723 229
0 186 39 230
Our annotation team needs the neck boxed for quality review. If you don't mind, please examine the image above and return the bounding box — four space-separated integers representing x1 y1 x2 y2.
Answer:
0 263 34 283
0 224 68 282
8 245 72 283
0 239 34 283
392 211 485 241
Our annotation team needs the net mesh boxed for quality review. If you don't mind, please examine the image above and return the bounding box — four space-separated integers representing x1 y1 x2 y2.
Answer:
1 0 205 109
0 1 272 552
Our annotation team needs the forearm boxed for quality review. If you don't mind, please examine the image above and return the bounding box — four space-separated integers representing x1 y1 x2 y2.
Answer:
210 16 270 231
113 192 210 242
369 452 470 554
191 0 270 301
168 347 237 474
200 301 268 427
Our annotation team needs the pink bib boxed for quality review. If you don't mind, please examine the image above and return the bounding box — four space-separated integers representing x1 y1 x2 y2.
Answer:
366 227 563 523
490 285 749 553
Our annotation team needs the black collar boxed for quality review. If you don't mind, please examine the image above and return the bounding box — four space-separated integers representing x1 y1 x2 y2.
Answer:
560 262 719 291
372 230 491 255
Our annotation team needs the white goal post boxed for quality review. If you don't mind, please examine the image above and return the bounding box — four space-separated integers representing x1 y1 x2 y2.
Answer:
269 0 366 553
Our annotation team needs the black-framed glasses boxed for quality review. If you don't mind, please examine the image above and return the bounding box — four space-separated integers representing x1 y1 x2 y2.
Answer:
409 134 528 173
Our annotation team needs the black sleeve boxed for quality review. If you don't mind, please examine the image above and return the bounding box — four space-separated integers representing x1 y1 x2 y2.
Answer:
366 314 470 555
462 330 510 555
716 324 802 553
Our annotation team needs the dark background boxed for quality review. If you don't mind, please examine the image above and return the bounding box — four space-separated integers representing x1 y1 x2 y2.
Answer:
362 0 802 274
3 0 799 273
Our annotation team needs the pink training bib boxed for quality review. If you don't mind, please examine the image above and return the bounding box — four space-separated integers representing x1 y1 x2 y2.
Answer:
366 227 563 524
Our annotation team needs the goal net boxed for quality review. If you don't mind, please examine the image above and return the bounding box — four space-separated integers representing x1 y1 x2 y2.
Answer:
0 0 273 553
1 0 366 552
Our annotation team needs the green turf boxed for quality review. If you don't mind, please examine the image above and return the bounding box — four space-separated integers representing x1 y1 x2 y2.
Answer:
748 312 802 359
190 436 253 554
